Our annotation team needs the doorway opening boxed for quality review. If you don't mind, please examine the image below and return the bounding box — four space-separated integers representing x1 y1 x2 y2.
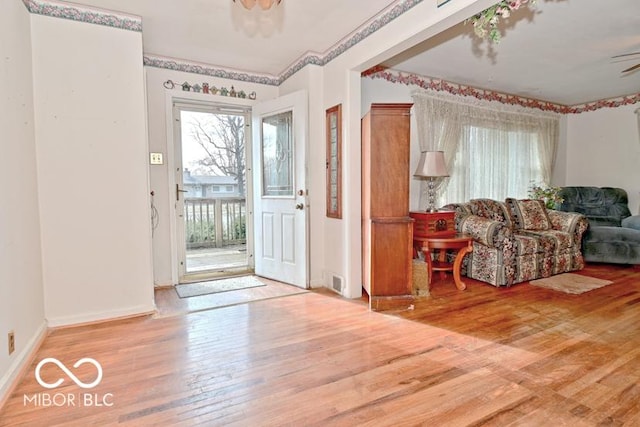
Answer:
173 102 253 283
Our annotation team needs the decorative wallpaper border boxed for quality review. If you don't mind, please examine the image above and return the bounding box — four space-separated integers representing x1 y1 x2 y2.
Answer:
143 55 280 86
567 95 640 114
22 0 638 114
22 0 424 85
22 0 142 32
363 67 640 114
145 0 425 86
278 0 424 82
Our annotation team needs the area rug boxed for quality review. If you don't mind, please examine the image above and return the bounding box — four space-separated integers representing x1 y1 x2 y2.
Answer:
175 275 266 298
529 273 613 294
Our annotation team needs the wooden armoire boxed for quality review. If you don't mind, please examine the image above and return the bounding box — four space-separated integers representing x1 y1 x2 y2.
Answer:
361 103 414 311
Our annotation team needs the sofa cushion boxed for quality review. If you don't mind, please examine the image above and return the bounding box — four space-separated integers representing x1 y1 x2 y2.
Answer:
505 198 552 231
622 215 640 231
525 229 574 252
588 215 622 227
513 234 544 255
468 199 512 228
513 231 556 255
583 226 640 264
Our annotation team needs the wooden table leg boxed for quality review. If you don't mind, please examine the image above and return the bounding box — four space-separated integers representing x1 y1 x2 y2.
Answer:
438 250 446 280
425 249 433 287
452 244 473 291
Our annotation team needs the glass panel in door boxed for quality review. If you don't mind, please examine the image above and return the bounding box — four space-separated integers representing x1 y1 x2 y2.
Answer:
177 107 250 279
261 111 294 197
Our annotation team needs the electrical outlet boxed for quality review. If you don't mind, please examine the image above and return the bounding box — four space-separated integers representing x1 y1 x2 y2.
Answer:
8 331 15 355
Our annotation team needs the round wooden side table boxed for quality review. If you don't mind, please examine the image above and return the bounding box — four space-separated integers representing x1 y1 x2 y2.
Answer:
416 234 473 290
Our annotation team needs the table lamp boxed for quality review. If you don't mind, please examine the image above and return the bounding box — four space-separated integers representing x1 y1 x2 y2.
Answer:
414 150 449 212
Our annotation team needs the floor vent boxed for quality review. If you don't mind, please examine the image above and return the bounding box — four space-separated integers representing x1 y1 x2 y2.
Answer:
332 275 343 294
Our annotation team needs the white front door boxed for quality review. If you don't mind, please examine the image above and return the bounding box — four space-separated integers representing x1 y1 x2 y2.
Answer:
252 90 308 288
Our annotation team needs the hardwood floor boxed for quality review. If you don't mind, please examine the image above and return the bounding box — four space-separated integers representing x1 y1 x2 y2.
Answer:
154 275 308 317
2 264 640 426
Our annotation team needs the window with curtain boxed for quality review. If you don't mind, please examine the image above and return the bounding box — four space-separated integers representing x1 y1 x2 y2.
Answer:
412 90 559 207
446 126 544 203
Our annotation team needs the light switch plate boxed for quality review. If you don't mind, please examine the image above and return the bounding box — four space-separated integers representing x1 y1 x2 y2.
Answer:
150 152 164 165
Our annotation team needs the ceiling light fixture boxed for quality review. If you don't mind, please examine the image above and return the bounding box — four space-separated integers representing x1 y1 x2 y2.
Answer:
233 0 282 10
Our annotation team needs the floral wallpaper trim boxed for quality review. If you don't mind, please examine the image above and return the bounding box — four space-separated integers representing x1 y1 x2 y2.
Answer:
25 0 638 114
279 0 424 82
22 0 142 32
364 67 640 114
144 55 280 87
145 0 425 86
24 0 422 85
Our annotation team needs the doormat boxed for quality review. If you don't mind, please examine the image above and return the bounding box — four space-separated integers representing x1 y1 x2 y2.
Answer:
529 273 613 294
175 275 266 298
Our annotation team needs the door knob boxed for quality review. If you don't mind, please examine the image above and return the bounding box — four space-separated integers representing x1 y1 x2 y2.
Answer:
295 203 304 210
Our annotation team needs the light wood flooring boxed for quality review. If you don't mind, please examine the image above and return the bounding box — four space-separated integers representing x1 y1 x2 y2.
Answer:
2 264 640 425
154 275 308 317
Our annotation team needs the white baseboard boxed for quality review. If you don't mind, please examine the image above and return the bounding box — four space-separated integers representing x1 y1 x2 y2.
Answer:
0 320 48 409
46 304 156 328
308 278 325 289
154 280 174 288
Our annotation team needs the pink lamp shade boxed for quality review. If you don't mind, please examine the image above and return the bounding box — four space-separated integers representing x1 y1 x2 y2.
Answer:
414 151 449 178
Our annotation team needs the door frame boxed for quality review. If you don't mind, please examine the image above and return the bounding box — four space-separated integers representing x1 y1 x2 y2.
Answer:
165 92 256 285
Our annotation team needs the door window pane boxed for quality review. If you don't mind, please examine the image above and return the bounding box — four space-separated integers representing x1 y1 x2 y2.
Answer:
261 111 293 196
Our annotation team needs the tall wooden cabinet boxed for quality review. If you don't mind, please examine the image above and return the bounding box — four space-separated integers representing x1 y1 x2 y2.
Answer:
362 103 414 310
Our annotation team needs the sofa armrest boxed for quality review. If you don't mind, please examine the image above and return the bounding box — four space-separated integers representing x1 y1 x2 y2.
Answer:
458 215 513 248
547 210 589 245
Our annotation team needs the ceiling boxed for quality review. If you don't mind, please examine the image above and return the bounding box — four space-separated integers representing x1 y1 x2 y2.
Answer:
383 0 640 105
69 0 640 106
70 0 398 75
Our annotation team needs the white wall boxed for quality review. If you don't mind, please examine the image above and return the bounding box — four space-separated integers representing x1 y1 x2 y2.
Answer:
31 15 154 326
565 104 640 213
553 115 569 186
144 66 278 286
0 0 47 401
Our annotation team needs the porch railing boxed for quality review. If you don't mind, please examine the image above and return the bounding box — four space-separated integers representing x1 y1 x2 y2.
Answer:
184 197 246 249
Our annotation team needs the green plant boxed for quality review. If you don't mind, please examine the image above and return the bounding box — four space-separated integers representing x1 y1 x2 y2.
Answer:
186 220 215 244
233 217 246 239
466 0 536 43
529 184 564 209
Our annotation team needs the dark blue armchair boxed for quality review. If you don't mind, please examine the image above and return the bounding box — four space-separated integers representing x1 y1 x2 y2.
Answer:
557 186 640 264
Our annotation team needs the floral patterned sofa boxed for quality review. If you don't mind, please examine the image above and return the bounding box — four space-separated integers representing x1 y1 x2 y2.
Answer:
441 198 589 287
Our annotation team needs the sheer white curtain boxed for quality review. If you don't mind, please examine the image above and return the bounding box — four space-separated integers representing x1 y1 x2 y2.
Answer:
636 108 640 143
412 89 560 205
412 92 462 208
